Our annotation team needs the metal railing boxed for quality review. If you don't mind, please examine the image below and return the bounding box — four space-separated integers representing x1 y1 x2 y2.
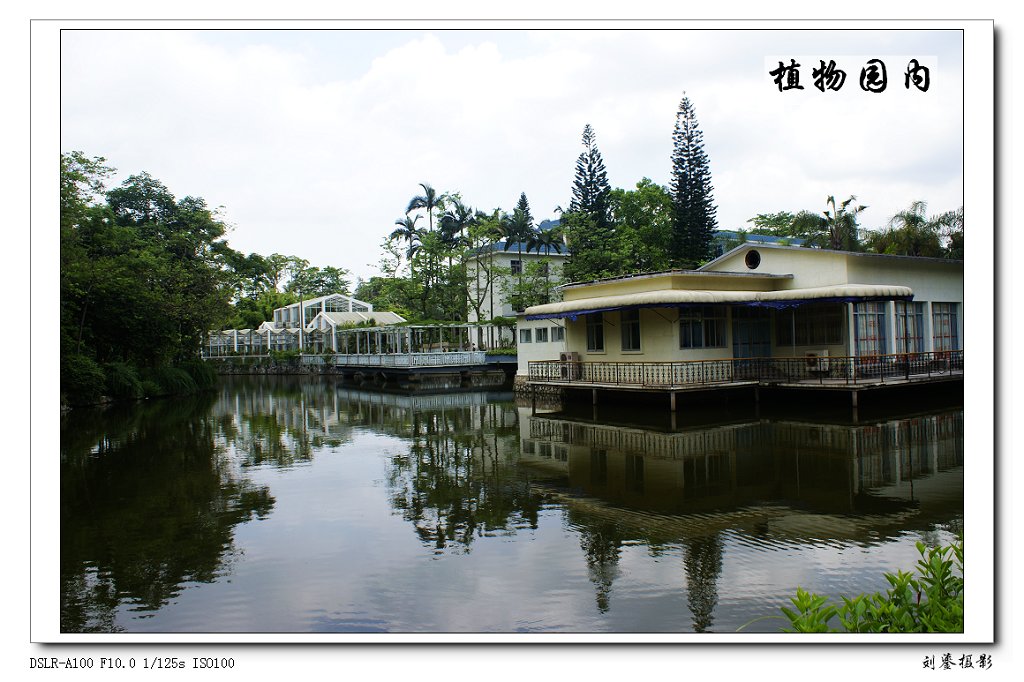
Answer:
528 350 963 388
305 351 487 368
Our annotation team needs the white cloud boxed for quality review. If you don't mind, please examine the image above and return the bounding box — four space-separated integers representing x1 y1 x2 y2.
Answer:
60 27 964 282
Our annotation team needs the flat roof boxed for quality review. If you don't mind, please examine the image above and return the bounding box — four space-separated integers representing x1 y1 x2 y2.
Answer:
701 242 964 270
561 268 793 290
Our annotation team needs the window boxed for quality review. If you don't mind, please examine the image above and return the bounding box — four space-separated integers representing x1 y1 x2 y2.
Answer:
932 302 959 351
519 328 532 343
551 326 565 342
586 313 605 352
680 306 727 348
621 310 641 352
776 303 844 346
510 259 522 275
895 301 925 353
535 327 549 343
853 302 887 356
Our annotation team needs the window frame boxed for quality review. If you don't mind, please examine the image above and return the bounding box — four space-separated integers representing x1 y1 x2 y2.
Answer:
895 301 925 353
776 303 844 346
586 312 605 352
679 305 727 349
853 301 888 357
931 302 959 352
620 309 642 352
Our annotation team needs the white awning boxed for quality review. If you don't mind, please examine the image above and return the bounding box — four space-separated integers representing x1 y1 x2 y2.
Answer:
523 284 913 319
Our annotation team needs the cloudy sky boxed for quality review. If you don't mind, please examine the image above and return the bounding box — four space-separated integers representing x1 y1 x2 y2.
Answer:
60 27 964 283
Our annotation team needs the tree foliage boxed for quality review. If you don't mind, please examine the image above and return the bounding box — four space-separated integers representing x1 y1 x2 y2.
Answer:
863 201 963 259
61 156 234 371
669 95 718 268
568 124 611 228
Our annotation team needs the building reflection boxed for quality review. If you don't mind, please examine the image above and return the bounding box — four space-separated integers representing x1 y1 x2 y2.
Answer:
521 404 963 630
521 408 963 531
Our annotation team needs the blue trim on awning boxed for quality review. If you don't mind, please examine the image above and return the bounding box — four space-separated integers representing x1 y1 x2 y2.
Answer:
523 295 913 320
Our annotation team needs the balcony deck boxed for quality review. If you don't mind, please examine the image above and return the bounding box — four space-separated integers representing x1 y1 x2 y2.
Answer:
526 351 963 407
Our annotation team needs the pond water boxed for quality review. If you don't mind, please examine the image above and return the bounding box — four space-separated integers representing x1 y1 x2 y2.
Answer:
60 375 963 634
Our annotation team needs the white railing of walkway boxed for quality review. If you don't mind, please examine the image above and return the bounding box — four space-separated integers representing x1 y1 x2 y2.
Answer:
300 351 488 367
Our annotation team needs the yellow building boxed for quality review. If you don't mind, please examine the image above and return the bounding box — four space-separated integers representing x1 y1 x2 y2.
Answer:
517 244 963 392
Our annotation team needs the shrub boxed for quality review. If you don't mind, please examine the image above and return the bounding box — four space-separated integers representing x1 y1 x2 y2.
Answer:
269 349 300 365
103 362 143 400
145 366 198 396
781 539 964 633
62 354 106 405
178 359 218 390
140 379 162 399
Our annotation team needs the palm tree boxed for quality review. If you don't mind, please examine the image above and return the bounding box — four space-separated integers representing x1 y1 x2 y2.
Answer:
823 195 866 251
439 197 475 269
406 182 445 234
525 226 564 303
390 214 423 275
499 207 536 312
864 200 945 257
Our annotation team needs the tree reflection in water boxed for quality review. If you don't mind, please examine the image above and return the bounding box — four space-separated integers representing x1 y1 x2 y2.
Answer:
386 400 544 553
683 535 724 632
60 395 275 633
575 522 624 613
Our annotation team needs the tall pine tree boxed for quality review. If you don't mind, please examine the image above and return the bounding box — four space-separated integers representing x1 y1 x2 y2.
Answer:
669 95 718 269
564 124 614 282
569 124 611 228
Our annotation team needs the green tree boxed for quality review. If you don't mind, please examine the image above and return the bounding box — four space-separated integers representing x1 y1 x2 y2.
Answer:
563 125 616 282
61 154 235 401
669 94 718 268
608 177 673 273
746 210 828 246
936 206 964 259
406 182 446 234
390 214 424 275
568 124 611 228
863 201 961 259
823 194 866 251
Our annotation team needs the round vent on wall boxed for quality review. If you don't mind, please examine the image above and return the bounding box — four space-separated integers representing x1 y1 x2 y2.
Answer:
745 249 761 269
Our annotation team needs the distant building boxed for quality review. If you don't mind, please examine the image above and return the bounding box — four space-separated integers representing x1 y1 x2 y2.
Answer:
464 240 570 322
205 293 405 355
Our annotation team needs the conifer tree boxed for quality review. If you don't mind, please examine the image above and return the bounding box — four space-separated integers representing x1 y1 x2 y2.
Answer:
563 124 614 282
569 124 611 229
669 95 718 269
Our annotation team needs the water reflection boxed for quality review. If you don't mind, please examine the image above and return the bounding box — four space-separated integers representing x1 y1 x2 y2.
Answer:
522 407 964 542
60 376 964 633
60 395 275 632
523 403 963 632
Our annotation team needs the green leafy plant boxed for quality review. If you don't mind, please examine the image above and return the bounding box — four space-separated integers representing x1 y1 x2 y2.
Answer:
781 539 963 633
268 349 301 365
144 366 198 396
62 353 106 405
103 361 143 399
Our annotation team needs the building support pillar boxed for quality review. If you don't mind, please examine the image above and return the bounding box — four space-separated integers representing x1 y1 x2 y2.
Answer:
592 388 598 405
669 391 677 412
